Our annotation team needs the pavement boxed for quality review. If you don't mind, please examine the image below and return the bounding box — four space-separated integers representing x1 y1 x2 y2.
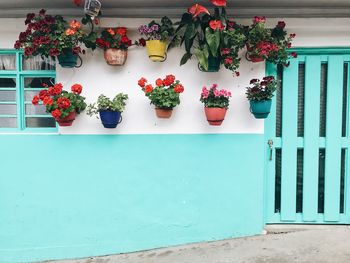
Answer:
50 225 350 263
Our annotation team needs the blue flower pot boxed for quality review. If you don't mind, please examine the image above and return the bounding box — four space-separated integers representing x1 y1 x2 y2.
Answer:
250 100 272 119
57 51 81 68
99 110 122 128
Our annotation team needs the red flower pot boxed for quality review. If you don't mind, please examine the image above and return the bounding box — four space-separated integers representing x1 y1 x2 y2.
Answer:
56 111 76 126
205 107 227 126
155 108 173 118
249 55 264 63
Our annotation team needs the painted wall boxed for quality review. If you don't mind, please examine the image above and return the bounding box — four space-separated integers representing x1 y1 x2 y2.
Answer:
0 17 350 262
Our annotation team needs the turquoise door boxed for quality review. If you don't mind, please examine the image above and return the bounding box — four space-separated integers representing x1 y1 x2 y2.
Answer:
265 48 350 224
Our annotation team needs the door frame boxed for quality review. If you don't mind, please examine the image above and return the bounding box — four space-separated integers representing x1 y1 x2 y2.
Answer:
264 47 350 224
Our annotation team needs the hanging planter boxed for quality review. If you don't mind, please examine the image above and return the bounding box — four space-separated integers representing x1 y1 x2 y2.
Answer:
138 17 176 62
57 50 82 68
87 93 128 129
103 48 128 66
155 107 173 118
246 76 277 119
200 84 232 126
31 83 87 127
250 100 272 119
138 75 184 119
95 27 132 66
146 40 167 62
198 55 221 72
245 52 264 63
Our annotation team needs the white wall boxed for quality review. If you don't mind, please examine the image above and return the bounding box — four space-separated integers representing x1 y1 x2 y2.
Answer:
1 18 350 134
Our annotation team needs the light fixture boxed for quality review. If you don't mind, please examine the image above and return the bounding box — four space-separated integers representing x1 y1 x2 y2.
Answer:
84 0 102 18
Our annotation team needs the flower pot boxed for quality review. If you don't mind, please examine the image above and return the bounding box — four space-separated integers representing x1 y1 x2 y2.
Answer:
104 48 127 66
56 111 76 126
250 99 272 119
99 110 122 128
146 40 167 62
199 55 221 72
204 107 227 126
57 51 81 68
246 52 264 63
155 108 173 118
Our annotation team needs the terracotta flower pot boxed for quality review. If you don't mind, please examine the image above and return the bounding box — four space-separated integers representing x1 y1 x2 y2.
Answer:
204 107 227 126
155 108 173 118
56 111 76 126
104 48 128 66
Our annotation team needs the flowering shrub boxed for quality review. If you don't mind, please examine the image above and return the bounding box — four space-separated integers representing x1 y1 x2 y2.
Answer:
246 16 296 66
32 83 87 119
95 27 132 50
200 84 232 108
14 9 85 57
138 75 185 109
246 76 277 101
138 16 176 43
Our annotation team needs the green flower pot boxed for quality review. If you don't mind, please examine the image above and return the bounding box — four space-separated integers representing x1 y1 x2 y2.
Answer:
57 51 81 68
198 55 221 72
250 99 272 119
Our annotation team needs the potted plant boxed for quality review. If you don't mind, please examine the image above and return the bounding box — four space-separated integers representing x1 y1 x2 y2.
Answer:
245 17 297 65
31 83 87 126
200 84 231 126
138 75 185 118
86 93 128 128
138 17 177 62
95 27 132 66
14 9 86 68
246 76 277 119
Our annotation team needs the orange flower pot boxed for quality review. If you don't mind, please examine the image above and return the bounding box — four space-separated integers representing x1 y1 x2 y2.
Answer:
204 107 227 126
56 111 76 126
104 48 128 66
155 108 173 118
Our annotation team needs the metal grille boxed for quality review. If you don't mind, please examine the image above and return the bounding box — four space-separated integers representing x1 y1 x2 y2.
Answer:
318 149 325 213
340 149 346 214
342 63 348 137
296 149 304 213
274 148 282 213
298 64 305 137
276 65 283 137
320 64 328 137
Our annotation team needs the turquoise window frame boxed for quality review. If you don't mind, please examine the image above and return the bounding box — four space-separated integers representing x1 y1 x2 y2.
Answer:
0 49 58 133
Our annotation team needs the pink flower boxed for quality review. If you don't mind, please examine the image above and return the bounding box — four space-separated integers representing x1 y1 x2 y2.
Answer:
214 90 220 97
211 84 218 90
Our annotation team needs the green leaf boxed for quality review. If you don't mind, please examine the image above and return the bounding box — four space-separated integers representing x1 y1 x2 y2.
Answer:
194 47 209 71
205 28 220 57
180 53 192 66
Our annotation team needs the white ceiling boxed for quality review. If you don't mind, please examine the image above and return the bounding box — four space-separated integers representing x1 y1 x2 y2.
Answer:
1 0 350 18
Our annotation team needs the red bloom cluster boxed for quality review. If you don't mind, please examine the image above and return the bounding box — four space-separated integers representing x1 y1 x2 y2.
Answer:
57 97 71 109
209 0 227 7
138 75 184 94
255 41 279 57
188 4 210 18
253 16 266 24
71 84 83 94
209 20 225 31
96 27 132 50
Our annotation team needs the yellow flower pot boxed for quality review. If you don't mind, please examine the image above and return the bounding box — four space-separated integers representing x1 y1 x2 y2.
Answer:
146 40 167 62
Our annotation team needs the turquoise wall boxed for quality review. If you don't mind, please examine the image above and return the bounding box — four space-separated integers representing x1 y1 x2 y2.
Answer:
0 134 264 262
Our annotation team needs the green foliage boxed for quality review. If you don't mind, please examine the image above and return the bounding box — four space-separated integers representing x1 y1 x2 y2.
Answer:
86 93 129 117
246 76 277 101
146 83 181 109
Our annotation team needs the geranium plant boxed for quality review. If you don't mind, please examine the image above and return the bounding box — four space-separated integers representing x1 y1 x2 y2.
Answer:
245 17 297 65
32 83 86 126
138 75 184 118
138 16 176 42
246 76 277 101
95 27 132 50
200 84 232 108
14 9 85 58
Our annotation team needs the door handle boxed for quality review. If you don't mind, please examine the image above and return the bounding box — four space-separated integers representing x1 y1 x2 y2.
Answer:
268 139 274 161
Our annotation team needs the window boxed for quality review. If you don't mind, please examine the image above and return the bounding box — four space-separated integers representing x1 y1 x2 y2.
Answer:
0 50 57 132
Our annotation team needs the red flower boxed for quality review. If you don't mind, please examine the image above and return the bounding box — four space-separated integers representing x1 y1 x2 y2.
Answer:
291 52 298 58
43 96 53 106
277 21 286 29
253 16 266 24
163 75 176 86
24 47 35 56
107 28 115 36
209 0 226 7
121 36 130 43
116 27 127 36
209 20 224 31
144 84 154 93
138 77 147 88
221 48 231 55
57 97 71 109
49 48 60 57
227 20 235 28
174 84 184 93
96 38 106 48
38 90 48 100
72 46 82 55
73 0 82 6
51 109 62 119
155 78 164 87
52 83 63 95
250 79 259 84
235 72 240 77
94 18 100 25
71 84 83 94
188 4 210 18
138 38 146 47
224 57 233 65
290 33 296 38
32 95 39 105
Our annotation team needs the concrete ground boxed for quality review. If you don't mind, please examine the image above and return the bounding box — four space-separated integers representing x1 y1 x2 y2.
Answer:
51 225 350 263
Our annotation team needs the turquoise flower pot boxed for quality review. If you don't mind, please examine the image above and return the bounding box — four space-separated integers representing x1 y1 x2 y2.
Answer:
250 100 272 119
198 55 221 72
57 51 82 68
